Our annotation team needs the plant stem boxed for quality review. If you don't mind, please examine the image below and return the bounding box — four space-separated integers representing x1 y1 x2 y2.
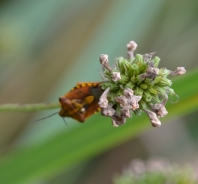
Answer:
0 102 60 112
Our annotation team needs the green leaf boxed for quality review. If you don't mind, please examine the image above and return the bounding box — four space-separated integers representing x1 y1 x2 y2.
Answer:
0 69 197 184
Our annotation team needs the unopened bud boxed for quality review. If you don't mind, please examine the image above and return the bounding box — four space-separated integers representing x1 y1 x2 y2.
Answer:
127 41 138 51
170 67 186 76
99 54 108 65
127 41 137 59
99 54 111 71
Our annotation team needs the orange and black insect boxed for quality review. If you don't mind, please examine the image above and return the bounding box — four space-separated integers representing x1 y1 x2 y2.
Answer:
59 82 103 122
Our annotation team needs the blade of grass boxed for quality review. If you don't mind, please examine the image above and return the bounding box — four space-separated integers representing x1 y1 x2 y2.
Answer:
0 68 197 184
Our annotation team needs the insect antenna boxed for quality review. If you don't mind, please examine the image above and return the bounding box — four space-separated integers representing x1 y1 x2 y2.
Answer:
33 112 59 122
62 118 68 126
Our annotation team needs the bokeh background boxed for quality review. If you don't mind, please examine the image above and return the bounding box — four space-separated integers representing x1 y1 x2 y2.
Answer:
0 0 198 183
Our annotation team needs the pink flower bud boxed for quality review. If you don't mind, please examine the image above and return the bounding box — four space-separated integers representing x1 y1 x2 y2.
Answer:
170 67 186 76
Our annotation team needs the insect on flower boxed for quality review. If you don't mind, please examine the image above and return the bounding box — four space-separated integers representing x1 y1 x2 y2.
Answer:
36 40 186 127
34 82 103 123
58 82 103 122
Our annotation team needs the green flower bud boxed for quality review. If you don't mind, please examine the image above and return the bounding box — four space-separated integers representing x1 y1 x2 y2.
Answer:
125 82 135 89
153 76 163 84
132 54 143 64
152 56 160 67
131 64 139 75
143 91 152 102
134 87 143 96
148 88 158 95
140 84 148 89
118 75 129 84
158 78 172 87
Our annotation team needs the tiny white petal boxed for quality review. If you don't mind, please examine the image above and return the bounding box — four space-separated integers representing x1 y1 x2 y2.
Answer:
112 72 121 82
152 103 168 118
101 105 116 117
98 87 110 108
98 100 108 108
151 117 161 127
123 88 134 98
144 109 161 127
121 108 131 118
112 119 119 127
115 96 128 107
111 113 126 126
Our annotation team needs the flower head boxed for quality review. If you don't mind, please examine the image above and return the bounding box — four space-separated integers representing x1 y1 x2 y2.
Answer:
98 40 186 127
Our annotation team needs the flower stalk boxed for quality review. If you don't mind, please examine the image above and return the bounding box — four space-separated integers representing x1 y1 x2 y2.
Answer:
0 103 60 112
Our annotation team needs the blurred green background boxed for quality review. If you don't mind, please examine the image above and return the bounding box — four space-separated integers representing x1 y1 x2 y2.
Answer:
0 0 198 183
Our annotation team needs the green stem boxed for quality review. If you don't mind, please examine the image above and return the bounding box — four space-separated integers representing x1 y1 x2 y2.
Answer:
0 102 60 112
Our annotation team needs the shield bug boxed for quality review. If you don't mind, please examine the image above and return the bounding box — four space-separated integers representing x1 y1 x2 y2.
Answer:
59 82 103 122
